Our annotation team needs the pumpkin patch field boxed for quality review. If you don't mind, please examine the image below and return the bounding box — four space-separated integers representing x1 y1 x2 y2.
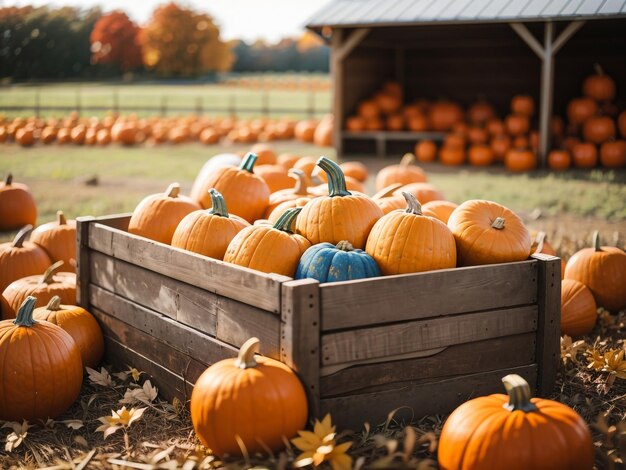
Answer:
0 139 625 469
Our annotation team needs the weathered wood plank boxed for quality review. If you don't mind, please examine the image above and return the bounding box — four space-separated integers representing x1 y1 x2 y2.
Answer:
281 279 321 418
93 213 131 231
75 216 94 308
90 285 239 366
320 365 538 430
88 222 289 313
532 253 561 396
320 260 538 331
320 333 536 397
321 305 538 366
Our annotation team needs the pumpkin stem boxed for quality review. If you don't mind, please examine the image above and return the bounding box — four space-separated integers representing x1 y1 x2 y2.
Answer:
289 169 309 195
593 230 602 252
42 260 64 284
491 217 506 230
46 295 62 311
57 210 67 225
272 207 302 234
207 189 229 218
317 157 351 197
402 192 423 215
594 63 604 76
12 224 33 248
336 240 354 252
239 153 258 173
13 296 38 327
535 231 547 254
400 153 416 167
372 183 403 200
235 337 260 369
165 183 181 198
502 374 538 413
5 173 12 185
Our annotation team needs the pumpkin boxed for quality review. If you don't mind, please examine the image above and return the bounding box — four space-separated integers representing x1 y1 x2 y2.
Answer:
293 156 318 177
599 140 626 168
314 116 333 146
0 225 52 294
439 145 465 166
415 140 437 163
406 113 429 131
264 169 316 217
0 296 83 421
510 95 535 117
444 133 466 149
505 148 536 172
567 97 598 125
564 231 626 311
33 295 104 368
583 65 616 101
372 183 406 215
438 374 593 470
490 134 511 162
191 337 307 456
254 164 294 193
30 210 77 273
294 120 317 142
505 114 530 136
96 128 111 145
618 111 626 138
129 183 201 245
366 192 456 275
277 153 301 169
250 144 277 165
386 114 404 131
358 100 380 119
571 142 598 168
448 200 531 266
296 158 383 248
374 153 427 191
548 150 571 171
467 100 496 125
561 279 597 337
394 182 444 204
296 240 380 283
0 173 37 230
267 196 312 225
530 231 557 256
486 118 505 136
428 101 464 131
172 189 249 260
421 200 458 224
224 208 310 277
468 144 495 166
190 154 243 198
583 116 615 144
190 153 270 223
467 127 489 145
199 128 220 144
340 161 368 182
15 127 35 147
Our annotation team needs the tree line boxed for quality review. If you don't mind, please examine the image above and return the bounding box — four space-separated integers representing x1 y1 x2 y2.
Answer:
0 3 329 81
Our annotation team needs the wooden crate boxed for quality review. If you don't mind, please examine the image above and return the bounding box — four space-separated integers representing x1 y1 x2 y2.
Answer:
77 213 560 429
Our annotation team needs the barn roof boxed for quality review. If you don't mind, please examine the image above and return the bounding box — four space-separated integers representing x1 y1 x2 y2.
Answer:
307 0 626 30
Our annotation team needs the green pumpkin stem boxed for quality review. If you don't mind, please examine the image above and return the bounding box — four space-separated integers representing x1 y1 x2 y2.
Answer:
402 192 423 215
165 183 180 198
5 173 13 185
272 207 302 234
207 188 229 218
317 157 351 197
592 230 602 252
289 169 308 195
57 210 67 225
235 337 260 369
502 374 538 413
491 217 506 230
46 295 62 311
12 224 33 248
239 153 258 173
42 260 64 284
336 240 354 252
13 296 38 327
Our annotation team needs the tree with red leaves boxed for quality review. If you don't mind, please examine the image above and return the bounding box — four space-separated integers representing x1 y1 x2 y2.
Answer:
90 11 142 72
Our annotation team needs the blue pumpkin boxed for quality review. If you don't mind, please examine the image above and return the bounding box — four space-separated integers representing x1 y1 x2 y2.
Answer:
296 240 381 283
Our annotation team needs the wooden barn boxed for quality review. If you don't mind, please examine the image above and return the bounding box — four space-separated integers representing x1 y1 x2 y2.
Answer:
306 0 626 163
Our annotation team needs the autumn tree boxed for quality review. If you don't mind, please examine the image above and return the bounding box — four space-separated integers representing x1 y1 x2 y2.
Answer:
90 11 142 72
140 3 233 76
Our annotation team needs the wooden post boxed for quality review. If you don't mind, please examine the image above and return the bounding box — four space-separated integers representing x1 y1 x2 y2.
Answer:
281 278 321 419
331 29 344 157
75 216 95 309
35 88 40 118
538 21 554 167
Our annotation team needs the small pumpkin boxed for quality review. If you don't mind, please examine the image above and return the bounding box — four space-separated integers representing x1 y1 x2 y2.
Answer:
561 279 597 337
415 140 437 163
393 182 444 204
547 149 571 171
571 142 598 168
599 140 626 168
0 296 83 422
486 118 505 136
505 148 536 172
567 97 598 125
467 126 489 145
296 240 380 283
448 200 531 266
583 64 616 101
468 144 495 166
421 200 458 224
172 189 249 260
490 134 511 162
0 173 37 230
583 116 616 144
439 145 465 166
372 183 406 215
292 156 318 177
618 111 626 138
191 337 307 456
254 164 294 193
510 95 535 117
267 196 312 225
375 153 428 191
564 231 626 311
366 192 456 275
0 225 52 294
467 100 496 125
33 295 104 368
505 114 530 136
277 153 301 169
438 374 593 470
339 161 368 183
428 101 464 131
30 210 77 272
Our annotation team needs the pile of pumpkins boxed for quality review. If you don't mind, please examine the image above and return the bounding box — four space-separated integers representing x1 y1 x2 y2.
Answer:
0 112 333 148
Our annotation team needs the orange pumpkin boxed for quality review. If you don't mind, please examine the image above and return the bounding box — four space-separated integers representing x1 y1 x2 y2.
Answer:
0 173 37 230
439 145 465 166
448 199 531 266
467 127 489 145
599 140 626 168
15 127 35 147
372 183 406 215
294 120 317 142
0 225 51 294
264 169 316 217
406 113 429 131
510 95 535 117
415 140 437 163
33 295 104 368
393 182 444 204
467 100 496 125
191 337 307 456
254 164 294 193
490 134 511 162
561 279 597 337
564 231 626 311
571 142 598 168
386 114 404 131
505 114 530 136
267 196 312 225
618 111 626 138
530 231 557 256
199 128 220 145
314 116 333 146
340 161 368 182
567 97 598 125
468 144 495 166
375 153 428 191
421 200 458 224
548 149 571 171
486 118 505 136
250 144 277 165
358 100 380 119
505 148 536 172
444 133 466 149
30 210 76 273
0 296 83 421
293 156 318 177
428 101 464 131
438 374 593 470
583 116 616 144
366 192 456 275
277 153 301 169
583 65 616 101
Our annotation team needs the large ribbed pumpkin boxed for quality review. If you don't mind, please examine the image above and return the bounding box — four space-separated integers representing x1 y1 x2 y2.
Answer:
0 173 37 230
296 158 383 248
30 211 77 273
225 208 310 277
190 153 270 223
33 295 104 368
438 374 593 470
421 200 458 224
191 337 307 456
366 192 456 275
171 189 249 260
375 153 428 191
190 154 242 198
448 200 531 266
0 296 83 421
254 164 293 193
296 240 380 283
561 279 597 337
264 169 315 218
0 225 51 294
564 231 626 311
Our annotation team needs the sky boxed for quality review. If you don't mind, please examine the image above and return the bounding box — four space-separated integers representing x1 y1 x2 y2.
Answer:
3 0 332 42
